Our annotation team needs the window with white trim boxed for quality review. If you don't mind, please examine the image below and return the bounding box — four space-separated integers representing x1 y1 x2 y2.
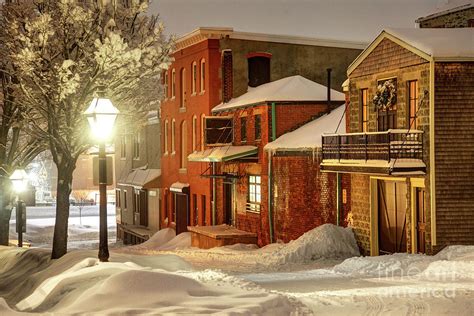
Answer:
171 68 176 98
133 133 140 159
192 61 197 95
200 59 206 93
192 115 197 151
180 68 186 108
247 175 261 212
200 114 205 150
164 120 169 154
171 119 176 153
164 71 168 98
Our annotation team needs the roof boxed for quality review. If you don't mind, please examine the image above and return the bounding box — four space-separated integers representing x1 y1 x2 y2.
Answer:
416 0 473 23
175 27 367 52
188 145 258 162
264 104 346 151
348 28 474 75
118 168 161 189
212 75 345 113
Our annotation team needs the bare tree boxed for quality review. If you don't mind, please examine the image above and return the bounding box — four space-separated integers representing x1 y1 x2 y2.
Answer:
2 0 172 257
71 190 90 226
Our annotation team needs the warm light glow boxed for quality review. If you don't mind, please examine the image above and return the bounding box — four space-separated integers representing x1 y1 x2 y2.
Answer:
10 169 29 193
84 98 119 141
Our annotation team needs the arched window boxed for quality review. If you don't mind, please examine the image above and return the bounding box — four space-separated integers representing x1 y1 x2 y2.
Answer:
163 71 168 99
180 68 186 108
192 115 197 151
181 120 188 169
247 52 271 87
171 69 176 98
164 120 169 154
171 119 176 153
200 114 206 150
200 59 206 93
192 61 197 95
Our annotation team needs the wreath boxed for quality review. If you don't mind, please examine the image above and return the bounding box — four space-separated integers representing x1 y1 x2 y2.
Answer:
373 79 397 111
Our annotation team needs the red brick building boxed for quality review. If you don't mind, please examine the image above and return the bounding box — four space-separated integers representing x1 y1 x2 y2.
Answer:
160 28 365 235
189 76 345 245
321 28 474 255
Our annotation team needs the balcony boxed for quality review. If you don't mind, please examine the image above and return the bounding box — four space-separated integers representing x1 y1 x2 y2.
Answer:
321 129 426 175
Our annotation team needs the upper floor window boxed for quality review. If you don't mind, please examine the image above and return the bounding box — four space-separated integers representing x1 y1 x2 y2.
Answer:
247 175 261 213
200 59 206 93
255 115 261 140
192 115 197 151
192 61 197 95
163 71 168 99
360 89 368 132
171 69 176 98
120 135 126 158
164 120 169 154
133 133 140 159
180 68 186 108
247 53 271 87
240 117 247 142
171 119 176 153
408 80 419 129
116 189 121 208
201 114 205 150
181 120 188 169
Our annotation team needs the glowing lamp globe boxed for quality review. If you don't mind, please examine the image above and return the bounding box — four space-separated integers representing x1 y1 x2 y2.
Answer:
84 98 119 141
10 169 29 193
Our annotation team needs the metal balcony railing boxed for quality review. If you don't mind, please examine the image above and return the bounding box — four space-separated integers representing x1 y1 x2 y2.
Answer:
322 129 424 162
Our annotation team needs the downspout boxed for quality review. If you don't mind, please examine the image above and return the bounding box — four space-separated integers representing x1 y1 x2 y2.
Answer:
212 162 216 225
268 102 276 243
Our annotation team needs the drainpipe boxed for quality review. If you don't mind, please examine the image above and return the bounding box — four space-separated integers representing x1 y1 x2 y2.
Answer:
268 102 277 243
212 162 216 225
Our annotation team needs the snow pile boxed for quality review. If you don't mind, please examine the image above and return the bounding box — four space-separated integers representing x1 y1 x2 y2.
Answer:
158 232 191 250
260 224 359 267
129 228 176 249
117 229 191 253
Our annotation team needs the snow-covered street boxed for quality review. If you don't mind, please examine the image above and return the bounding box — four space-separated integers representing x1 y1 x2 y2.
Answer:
1 224 473 315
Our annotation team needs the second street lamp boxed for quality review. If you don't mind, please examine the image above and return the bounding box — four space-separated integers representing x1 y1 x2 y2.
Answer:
10 169 28 248
84 96 119 262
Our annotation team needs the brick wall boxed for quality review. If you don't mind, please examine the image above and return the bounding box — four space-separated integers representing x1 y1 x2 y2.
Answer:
419 7 474 28
349 174 371 254
434 62 474 249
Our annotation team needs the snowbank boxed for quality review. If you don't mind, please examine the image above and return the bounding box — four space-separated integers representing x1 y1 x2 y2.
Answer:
117 229 191 253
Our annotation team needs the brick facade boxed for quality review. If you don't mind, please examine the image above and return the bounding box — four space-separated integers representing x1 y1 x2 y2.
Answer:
418 7 474 28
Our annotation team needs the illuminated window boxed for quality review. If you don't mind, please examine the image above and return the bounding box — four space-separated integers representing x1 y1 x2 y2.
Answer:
247 175 261 212
408 80 419 129
360 89 368 132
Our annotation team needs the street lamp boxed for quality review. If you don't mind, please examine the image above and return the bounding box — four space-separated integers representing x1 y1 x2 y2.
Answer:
10 169 28 247
84 96 119 262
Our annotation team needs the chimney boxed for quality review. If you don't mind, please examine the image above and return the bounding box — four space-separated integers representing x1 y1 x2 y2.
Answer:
222 50 233 103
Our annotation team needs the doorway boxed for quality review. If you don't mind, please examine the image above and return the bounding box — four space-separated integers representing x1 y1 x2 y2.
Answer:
174 191 189 234
378 180 407 254
415 187 426 254
224 182 233 225
378 109 397 131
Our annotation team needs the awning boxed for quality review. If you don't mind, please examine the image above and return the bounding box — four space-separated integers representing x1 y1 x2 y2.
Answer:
188 145 258 162
170 182 190 193
118 168 161 189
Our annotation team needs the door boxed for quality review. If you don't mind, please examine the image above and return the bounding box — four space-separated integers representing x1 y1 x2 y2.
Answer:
416 188 426 254
378 109 397 131
378 180 407 254
139 190 148 227
224 182 233 225
174 192 189 234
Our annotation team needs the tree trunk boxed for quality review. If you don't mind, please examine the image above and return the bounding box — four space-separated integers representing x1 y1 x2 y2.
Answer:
51 162 75 259
0 177 13 246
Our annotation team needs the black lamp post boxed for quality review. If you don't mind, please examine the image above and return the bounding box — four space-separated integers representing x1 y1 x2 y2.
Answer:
10 169 28 248
84 96 119 262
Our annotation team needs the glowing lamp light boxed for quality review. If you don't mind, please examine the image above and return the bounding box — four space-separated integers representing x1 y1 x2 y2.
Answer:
84 98 119 141
10 169 29 193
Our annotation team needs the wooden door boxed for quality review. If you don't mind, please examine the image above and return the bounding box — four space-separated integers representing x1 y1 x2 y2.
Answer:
139 190 148 227
378 109 397 131
175 193 189 234
416 188 426 254
224 182 233 225
378 181 407 254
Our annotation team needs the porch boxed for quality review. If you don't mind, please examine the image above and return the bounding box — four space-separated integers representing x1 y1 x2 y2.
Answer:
321 129 426 175
188 225 258 249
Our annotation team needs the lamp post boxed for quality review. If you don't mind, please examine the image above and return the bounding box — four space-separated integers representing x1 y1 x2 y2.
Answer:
10 169 28 248
84 96 119 262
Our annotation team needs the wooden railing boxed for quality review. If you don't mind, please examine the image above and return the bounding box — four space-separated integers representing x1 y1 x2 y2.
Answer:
322 129 424 162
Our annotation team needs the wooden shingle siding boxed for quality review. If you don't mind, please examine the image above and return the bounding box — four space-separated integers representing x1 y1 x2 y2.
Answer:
351 38 428 78
434 62 474 247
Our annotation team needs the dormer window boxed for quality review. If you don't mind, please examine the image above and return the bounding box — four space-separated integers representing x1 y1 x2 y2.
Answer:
247 52 271 87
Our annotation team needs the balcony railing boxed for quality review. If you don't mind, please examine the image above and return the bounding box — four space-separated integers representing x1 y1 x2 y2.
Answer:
322 129 424 162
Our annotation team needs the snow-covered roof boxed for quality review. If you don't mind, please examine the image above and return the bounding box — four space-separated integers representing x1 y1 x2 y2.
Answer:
416 0 473 23
264 105 346 151
348 28 474 75
212 75 345 113
188 145 258 162
118 168 161 189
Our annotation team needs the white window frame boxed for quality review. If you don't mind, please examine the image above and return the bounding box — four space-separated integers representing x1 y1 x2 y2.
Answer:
192 61 197 95
171 119 176 154
247 175 261 213
200 59 206 93
164 71 168 99
133 133 140 160
171 68 176 99
164 120 169 155
192 115 197 152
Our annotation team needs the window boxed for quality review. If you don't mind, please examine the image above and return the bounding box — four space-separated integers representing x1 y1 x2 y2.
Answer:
255 115 261 140
180 68 186 108
201 114 205 150
133 133 140 159
164 120 169 154
120 135 126 158
192 61 197 95
192 115 197 151
201 195 207 225
240 117 247 142
248 55 270 87
180 120 187 169
116 189 121 208
360 89 368 132
408 80 419 129
200 59 206 93
123 190 128 209
247 175 261 212
192 194 198 226
171 119 176 153
163 71 168 98
171 68 176 98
